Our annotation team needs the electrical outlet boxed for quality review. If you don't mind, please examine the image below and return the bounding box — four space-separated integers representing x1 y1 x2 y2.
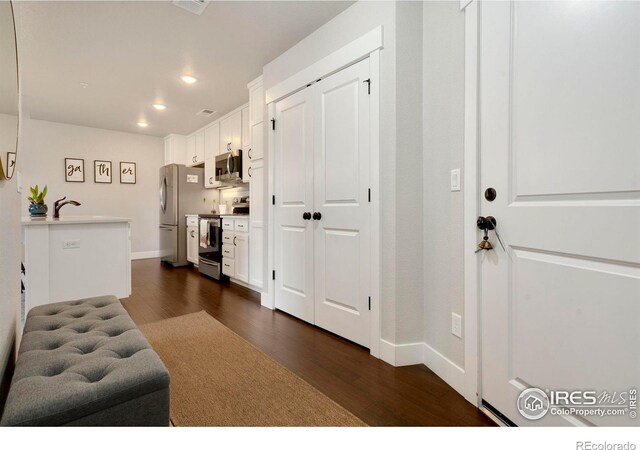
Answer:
451 313 462 338
63 240 80 249
450 168 461 191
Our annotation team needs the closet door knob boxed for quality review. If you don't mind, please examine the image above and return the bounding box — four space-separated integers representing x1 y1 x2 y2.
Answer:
312 212 322 220
302 212 311 220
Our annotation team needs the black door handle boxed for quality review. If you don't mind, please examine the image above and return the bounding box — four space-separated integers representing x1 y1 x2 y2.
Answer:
303 212 311 220
313 212 321 220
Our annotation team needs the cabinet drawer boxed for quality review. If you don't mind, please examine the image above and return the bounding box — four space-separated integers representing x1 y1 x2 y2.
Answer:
222 231 234 244
234 220 248 232
222 258 235 277
222 220 234 230
186 216 199 227
222 244 235 259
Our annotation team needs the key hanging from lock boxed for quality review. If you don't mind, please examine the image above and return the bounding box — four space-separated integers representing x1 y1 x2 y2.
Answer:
475 228 493 253
476 216 506 252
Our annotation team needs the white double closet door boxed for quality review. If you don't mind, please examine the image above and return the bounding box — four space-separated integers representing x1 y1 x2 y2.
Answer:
274 58 371 348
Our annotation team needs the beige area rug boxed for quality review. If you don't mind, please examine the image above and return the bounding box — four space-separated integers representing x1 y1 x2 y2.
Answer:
140 311 366 427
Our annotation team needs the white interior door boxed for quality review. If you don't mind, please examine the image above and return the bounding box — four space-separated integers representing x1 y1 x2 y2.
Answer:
313 59 371 347
479 1 640 426
274 87 315 323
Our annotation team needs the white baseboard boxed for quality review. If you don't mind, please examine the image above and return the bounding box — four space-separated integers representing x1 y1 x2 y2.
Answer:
131 250 162 260
229 277 262 294
379 339 466 398
261 292 274 310
422 342 465 396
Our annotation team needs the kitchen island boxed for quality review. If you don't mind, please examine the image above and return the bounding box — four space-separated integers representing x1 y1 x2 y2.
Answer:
21 216 132 324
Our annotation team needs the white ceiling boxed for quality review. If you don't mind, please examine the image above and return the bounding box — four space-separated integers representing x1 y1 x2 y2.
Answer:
14 1 353 137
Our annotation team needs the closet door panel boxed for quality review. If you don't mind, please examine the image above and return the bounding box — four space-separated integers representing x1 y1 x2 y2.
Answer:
313 58 371 348
273 87 315 324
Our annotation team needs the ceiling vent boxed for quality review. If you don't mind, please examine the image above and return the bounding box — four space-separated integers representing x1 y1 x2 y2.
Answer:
172 0 209 16
197 109 216 117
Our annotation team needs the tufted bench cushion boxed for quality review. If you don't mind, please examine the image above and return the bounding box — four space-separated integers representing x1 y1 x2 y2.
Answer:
0 295 170 426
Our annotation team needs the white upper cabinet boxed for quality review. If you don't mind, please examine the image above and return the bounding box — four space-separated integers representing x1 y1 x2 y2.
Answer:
204 122 220 160
249 158 264 289
248 77 264 160
220 110 242 152
163 134 187 166
250 122 264 161
195 131 205 164
249 79 264 126
204 122 220 188
186 132 205 167
242 106 251 183
186 134 197 166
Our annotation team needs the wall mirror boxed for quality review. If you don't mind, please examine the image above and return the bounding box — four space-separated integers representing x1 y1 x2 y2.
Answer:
0 1 19 180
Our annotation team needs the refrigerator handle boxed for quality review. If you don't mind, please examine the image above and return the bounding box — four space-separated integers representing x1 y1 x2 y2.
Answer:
160 177 167 212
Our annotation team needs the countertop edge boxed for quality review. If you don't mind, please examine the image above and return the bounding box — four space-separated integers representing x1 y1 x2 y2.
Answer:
22 216 132 226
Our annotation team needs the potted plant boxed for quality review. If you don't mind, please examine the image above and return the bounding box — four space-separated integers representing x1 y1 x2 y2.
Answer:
27 185 48 217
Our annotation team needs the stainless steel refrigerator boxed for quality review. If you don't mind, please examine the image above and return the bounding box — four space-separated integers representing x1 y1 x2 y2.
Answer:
159 164 211 267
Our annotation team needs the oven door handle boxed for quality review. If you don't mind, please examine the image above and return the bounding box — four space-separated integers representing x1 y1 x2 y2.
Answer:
199 258 219 267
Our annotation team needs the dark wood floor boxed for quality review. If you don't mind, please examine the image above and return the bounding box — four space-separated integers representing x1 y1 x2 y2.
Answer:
122 259 494 427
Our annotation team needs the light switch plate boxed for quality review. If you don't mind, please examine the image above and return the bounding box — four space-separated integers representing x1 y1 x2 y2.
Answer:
63 240 80 249
450 169 461 191
451 313 462 338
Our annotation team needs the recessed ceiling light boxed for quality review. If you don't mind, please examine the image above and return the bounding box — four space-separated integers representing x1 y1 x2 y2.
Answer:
79 82 89 89
180 75 198 84
137 122 149 128
153 103 167 111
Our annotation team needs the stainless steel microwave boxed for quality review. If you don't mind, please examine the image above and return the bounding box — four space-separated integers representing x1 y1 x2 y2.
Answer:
215 150 242 184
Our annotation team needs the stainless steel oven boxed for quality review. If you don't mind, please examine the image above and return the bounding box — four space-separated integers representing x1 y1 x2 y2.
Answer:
215 150 242 184
198 215 227 281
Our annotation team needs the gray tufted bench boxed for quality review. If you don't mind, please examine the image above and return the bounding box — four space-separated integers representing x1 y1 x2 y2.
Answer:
0 295 170 426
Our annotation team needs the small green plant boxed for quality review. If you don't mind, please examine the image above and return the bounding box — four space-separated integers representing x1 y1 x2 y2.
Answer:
28 185 47 205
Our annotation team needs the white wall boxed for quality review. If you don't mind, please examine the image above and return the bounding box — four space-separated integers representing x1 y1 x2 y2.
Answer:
20 118 164 255
395 1 424 344
422 1 466 367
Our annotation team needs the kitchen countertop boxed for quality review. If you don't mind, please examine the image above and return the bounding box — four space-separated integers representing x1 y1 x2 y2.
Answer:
22 216 132 226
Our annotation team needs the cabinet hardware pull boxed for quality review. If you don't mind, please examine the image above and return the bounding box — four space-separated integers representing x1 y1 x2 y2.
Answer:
303 212 311 220
248 167 252 177
233 236 237 246
248 148 252 159
313 212 322 220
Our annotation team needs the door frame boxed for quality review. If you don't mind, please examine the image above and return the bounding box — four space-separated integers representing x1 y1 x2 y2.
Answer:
264 26 383 358
461 0 482 406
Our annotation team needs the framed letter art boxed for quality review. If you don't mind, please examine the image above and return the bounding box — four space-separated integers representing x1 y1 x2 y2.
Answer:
94 160 112 183
120 162 136 184
65 158 85 182
6 152 16 179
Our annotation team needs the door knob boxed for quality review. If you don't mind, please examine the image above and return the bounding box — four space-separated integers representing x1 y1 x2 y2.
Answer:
302 212 311 220
476 216 505 251
313 212 322 220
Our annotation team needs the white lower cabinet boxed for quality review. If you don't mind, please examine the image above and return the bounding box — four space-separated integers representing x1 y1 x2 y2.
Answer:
186 215 199 265
221 218 249 283
234 233 249 282
222 258 235 277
